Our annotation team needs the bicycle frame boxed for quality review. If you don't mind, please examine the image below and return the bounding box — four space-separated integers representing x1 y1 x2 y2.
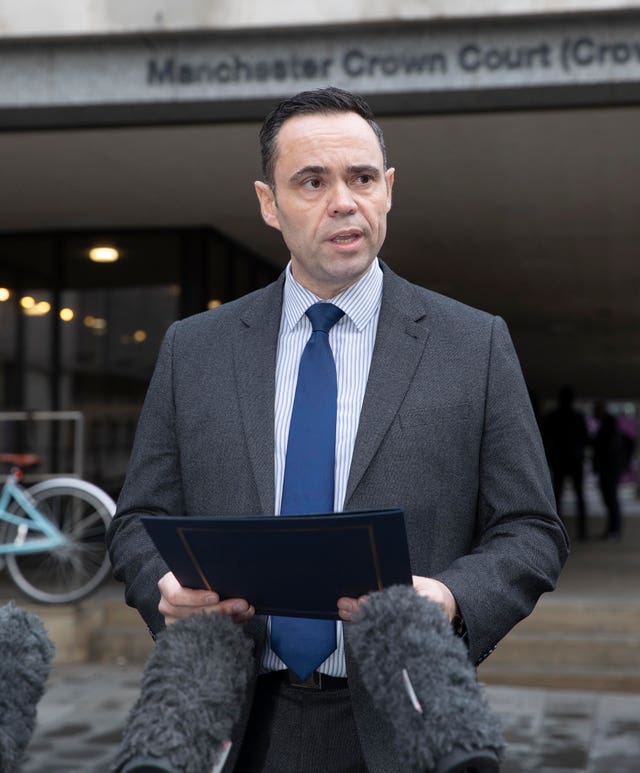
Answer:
0 471 67 555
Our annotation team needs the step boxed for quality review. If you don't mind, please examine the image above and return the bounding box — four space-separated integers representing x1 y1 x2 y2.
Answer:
479 633 640 670
9 600 104 664
89 625 154 664
511 601 640 636
0 585 149 665
479 668 640 693
101 596 147 627
477 599 640 691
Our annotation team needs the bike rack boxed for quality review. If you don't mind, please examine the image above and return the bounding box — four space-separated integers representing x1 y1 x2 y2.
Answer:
0 411 84 481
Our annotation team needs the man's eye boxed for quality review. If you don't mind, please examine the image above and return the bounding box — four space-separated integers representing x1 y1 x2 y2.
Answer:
355 175 373 185
303 179 322 189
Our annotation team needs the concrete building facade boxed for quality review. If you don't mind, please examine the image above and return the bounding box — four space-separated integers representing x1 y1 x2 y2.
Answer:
0 0 638 492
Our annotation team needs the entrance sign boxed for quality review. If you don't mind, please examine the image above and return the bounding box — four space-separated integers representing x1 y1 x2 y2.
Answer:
1 14 640 127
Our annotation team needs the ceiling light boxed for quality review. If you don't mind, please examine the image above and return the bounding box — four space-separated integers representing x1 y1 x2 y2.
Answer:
133 330 147 343
23 301 51 317
60 308 74 322
20 295 35 309
89 246 120 263
83 315 107 330
0 288 10 302
207 299 222 309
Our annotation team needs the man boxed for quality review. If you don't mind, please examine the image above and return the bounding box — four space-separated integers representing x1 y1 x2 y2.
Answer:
592 400 627 540
541 385 590 539
108 87 569 772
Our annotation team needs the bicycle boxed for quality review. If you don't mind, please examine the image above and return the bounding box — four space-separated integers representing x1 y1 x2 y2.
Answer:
0 453 116 604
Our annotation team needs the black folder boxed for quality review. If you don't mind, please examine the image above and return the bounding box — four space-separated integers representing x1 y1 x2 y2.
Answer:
141 509 412 619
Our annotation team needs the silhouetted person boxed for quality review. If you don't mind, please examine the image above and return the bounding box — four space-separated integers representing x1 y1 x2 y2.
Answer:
592 401 626 540
542 386 589 539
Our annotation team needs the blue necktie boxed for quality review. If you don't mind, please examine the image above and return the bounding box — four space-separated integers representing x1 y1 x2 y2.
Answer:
271 302 345 680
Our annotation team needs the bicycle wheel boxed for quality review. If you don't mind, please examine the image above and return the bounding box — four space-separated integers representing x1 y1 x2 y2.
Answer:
5 477 115 604
0 487 43 572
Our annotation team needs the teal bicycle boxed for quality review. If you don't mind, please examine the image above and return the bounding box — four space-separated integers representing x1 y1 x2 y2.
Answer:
0 453 116 604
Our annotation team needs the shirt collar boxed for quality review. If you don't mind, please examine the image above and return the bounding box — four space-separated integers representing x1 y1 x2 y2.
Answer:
282 258 383 333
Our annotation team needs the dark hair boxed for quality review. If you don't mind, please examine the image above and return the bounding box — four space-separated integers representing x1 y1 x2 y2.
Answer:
259 86 388 187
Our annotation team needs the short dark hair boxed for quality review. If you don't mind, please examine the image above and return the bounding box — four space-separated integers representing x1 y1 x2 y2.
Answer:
259 86 388 187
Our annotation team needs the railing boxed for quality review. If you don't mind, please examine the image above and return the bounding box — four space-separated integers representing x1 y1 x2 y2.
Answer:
0 410 84 480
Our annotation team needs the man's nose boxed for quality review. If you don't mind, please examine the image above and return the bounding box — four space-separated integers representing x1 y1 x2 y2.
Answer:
328 182 357 216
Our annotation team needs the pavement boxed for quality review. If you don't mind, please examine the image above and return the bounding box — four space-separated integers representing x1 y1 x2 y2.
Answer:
19 663 640 773
12 482 640 772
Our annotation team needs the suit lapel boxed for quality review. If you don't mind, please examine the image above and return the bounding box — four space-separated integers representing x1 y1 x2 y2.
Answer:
231 266 429 513
344 265 430 506
232 276 285 516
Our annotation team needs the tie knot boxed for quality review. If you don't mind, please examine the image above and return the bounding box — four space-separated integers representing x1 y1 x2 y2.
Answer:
306 303 345 334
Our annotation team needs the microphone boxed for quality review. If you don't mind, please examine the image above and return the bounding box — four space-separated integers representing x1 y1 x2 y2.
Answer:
0 602 55 773
348 585 504 773
113 611 255 773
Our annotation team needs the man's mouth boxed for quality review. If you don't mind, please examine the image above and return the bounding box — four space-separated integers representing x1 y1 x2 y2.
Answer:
329 230 362 244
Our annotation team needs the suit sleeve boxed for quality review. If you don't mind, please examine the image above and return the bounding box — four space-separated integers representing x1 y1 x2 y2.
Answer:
434 316 570 665
106 322 183 636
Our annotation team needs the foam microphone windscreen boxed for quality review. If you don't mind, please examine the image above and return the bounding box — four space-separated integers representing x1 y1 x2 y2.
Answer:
113 611 255 773
0 602 55 773
348 585 504 773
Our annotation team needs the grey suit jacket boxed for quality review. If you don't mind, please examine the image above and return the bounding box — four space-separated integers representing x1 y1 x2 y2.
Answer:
108 262 568 772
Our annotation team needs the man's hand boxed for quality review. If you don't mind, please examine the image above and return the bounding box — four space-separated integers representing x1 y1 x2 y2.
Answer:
411 576 458 621
158 571 255 626
337 575 458 622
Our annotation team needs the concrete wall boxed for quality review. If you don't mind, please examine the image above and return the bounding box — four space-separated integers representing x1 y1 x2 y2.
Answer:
2 0 640 39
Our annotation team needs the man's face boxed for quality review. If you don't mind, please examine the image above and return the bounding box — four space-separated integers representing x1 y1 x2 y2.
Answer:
255 112 395 299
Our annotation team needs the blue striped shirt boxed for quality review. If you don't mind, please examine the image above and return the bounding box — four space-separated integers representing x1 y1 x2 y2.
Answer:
261 258 383 677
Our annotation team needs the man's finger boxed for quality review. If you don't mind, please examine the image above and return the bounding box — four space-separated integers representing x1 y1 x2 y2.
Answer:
337 596 364 621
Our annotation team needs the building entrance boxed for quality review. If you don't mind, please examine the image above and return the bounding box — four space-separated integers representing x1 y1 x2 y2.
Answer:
0 228 279 495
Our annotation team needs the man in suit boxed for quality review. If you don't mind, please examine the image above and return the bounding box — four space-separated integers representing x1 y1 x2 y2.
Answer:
541 385 590 539
107 87 569 772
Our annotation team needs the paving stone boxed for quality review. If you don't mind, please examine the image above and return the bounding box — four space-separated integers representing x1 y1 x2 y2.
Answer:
16 667 640 772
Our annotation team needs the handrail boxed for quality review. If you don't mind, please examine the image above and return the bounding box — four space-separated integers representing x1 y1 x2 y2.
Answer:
0 411 84 479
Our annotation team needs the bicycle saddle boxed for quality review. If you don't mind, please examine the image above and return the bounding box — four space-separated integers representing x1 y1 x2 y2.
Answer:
0 453 42 469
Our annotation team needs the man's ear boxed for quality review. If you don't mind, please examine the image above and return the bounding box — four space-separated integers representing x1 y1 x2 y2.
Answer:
385 167 395 213
254 181 281 232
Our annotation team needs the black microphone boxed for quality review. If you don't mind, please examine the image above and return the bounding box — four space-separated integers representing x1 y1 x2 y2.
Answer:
348 585 504 773
113 611 255 773
0 601 55 773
